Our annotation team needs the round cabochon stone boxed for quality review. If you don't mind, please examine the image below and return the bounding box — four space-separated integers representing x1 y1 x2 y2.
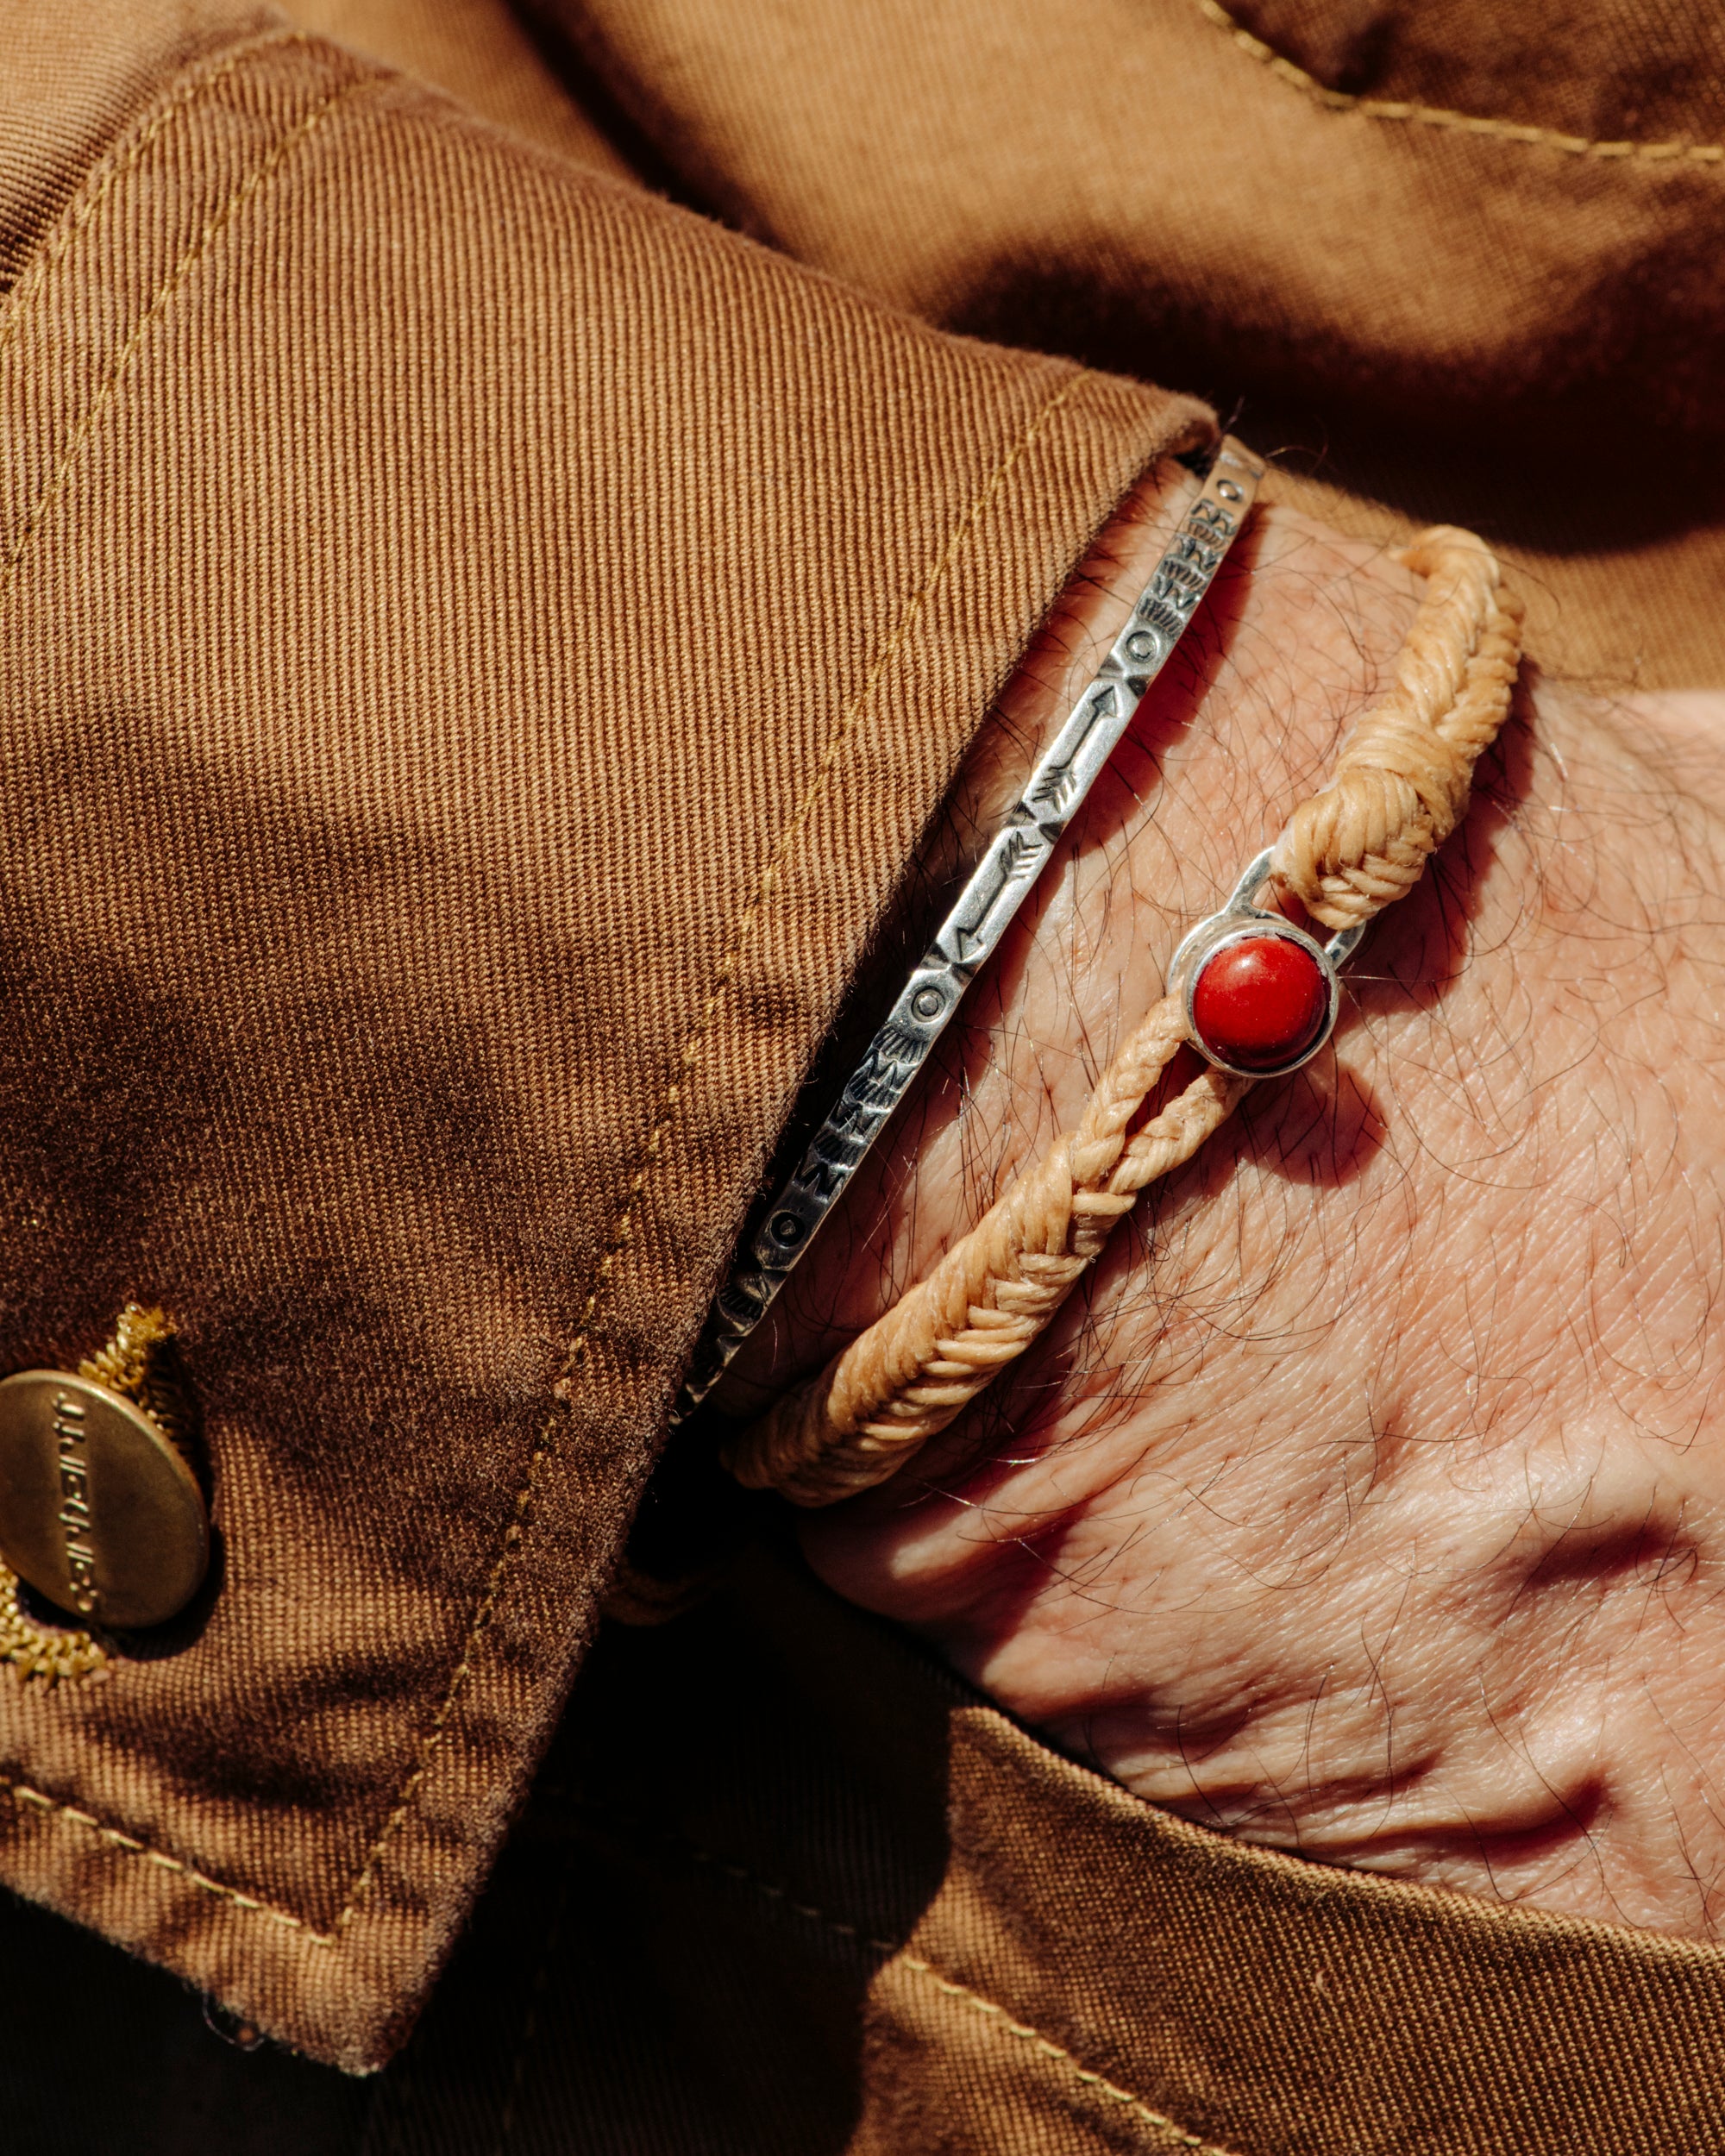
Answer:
1191 932 1330 1073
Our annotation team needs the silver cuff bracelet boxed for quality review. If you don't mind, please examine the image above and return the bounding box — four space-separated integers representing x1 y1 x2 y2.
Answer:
675 436 1265 1420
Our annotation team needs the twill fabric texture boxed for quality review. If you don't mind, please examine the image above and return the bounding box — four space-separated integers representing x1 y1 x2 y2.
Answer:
0 5 1204 2071
5 1 1725 2151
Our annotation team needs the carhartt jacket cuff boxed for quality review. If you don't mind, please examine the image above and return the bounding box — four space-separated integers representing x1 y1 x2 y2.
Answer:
0 17 1211 2065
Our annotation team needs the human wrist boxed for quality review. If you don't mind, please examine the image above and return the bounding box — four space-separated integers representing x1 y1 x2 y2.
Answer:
718 478 1725 1942
793 660 1725 1941
718 494 1425 1413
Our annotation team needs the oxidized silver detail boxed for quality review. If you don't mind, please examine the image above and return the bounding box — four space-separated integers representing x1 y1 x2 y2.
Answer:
675 440 1266 1418
1167 848 1366 1081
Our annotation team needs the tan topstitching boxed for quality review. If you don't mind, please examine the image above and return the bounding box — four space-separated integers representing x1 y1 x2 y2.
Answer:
0 362 1140 1951
0 47 383 1947
1192 0 1725 165
629 1822 1242 2155
1 1771 318 1939
329 367 1100 1933
1 65 375 601
0 28 1098 1962
0 32 320 373
0 0 1701 2000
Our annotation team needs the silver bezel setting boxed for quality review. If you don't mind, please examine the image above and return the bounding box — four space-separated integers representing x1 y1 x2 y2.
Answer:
1168 849 1364 1081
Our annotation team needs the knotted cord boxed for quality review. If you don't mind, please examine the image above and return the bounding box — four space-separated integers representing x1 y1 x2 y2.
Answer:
727 528 1524 1506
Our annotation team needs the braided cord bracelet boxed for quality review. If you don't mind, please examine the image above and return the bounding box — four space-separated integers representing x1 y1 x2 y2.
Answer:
676 438 1268 1420
726 519 1526 1506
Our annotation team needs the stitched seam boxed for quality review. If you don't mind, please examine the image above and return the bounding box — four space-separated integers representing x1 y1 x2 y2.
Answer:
1 1772 329 1940
0 32 320 371
895 1956 1236 2151
0 57 383 1949
330 366 1094 1930
600 1817 1240 2156
1191 0 1725 164
0 71 376 605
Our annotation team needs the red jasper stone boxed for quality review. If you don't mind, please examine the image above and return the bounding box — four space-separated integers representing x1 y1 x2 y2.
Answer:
1191 934 1330 1072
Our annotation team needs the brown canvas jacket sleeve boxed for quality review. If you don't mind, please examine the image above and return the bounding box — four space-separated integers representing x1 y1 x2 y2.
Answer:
530 0 1725 694
0 3 1212 2068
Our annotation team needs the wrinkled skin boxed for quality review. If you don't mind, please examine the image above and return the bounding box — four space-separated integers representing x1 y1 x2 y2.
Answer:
723 475 1725 1938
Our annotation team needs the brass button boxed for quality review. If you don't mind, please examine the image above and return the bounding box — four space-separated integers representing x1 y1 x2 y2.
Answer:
0 1371 209 1628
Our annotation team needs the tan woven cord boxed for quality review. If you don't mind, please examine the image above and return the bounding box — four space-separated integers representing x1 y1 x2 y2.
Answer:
728 527 1525 1506
1270 526 1526 930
